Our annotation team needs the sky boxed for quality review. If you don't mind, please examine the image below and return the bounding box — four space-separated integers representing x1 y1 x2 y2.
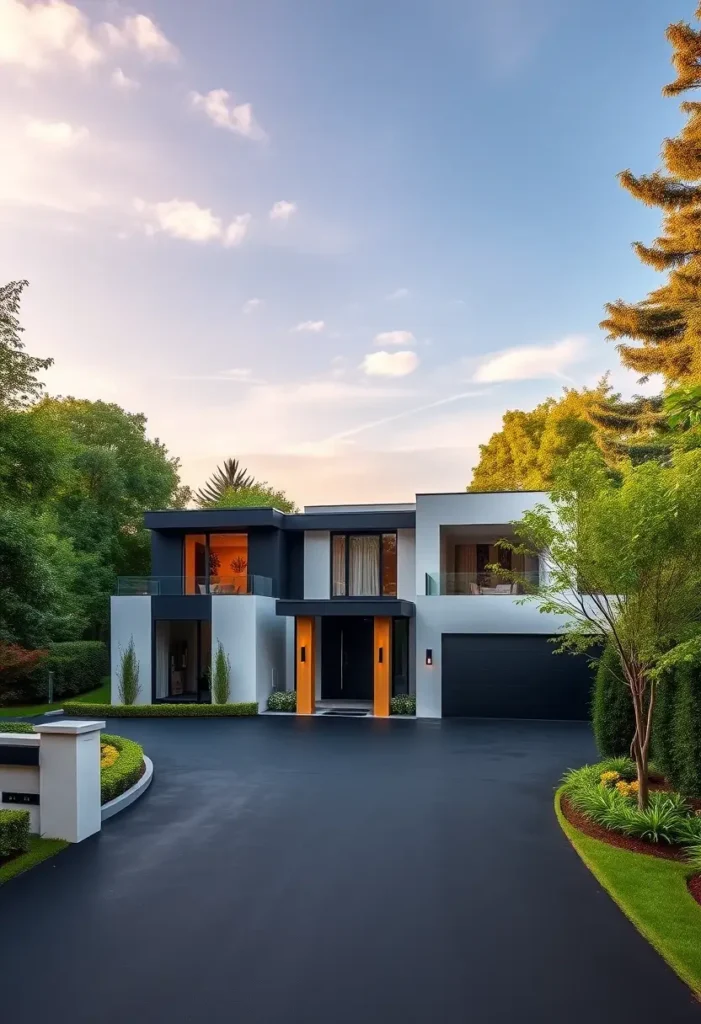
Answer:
0 0 693 506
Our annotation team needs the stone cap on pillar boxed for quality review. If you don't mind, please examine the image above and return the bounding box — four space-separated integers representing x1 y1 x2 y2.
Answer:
35 720 106 735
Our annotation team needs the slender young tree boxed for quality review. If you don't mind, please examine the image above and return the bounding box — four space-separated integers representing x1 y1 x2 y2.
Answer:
510 446 701 808
601 4 701 384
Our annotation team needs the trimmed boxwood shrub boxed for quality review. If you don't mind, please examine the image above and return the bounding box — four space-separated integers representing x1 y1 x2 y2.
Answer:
0 810 30 857
100 733 145 804
0 722 35 734
64 701 258 717
4 642 109 705
391 694 416 716
267 690 296 712
592 643 635 758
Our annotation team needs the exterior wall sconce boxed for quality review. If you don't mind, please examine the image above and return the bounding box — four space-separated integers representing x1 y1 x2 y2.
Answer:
425 649 433 666
300 646 306 663
378 647 384 664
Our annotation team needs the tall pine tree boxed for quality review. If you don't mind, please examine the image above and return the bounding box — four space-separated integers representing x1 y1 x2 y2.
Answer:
601 4 701 385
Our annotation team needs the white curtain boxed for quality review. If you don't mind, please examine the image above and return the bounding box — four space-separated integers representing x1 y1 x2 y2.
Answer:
349 535 380 596
332 535 346 596
155 621 170 699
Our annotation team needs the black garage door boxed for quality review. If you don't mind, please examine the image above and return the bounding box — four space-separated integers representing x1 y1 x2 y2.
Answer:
441 634 594 720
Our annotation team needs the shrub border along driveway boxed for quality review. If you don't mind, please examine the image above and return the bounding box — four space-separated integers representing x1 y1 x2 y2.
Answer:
63 702 258 717
555 787 701 996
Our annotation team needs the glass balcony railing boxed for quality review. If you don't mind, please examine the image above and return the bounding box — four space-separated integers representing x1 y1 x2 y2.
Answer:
424 571 539 596
116 575 274 597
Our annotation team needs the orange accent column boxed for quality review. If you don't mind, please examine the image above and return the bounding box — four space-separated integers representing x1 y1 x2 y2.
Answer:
373 617 391 717
296 617 316 715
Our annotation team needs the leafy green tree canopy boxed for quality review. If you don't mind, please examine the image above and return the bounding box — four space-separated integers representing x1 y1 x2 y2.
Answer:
206 482 298 513
469 387 601 491
0 281 53 408
511 445 701 806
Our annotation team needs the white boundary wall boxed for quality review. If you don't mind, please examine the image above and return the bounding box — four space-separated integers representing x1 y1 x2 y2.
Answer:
110 596 152 705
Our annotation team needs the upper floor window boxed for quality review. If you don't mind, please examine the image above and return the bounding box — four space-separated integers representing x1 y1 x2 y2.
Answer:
184 533 248 594
332 533 397 597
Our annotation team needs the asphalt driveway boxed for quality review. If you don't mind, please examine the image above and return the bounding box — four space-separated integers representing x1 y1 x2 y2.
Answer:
1 716 698 1023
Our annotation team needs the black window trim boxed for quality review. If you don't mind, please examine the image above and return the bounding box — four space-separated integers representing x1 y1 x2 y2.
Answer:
329 531 397 599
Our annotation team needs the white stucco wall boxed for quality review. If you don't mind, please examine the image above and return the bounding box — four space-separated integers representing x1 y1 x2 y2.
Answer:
211 596 257 704
414 492 550 595
0 750 40 832
110 596 152 704
413 595 574 717
212 596 288 708
397 529 416 600
254 597 287 707
304 531 331 598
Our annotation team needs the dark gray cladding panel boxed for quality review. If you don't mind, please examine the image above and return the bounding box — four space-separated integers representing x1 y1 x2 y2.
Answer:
151 595 212 621
276 599 415 618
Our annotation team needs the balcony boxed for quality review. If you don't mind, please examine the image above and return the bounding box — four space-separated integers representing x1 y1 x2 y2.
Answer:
116 575 274 597
425 570 539 596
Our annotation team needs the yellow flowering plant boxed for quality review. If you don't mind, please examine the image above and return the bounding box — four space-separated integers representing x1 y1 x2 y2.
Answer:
100 743 120 770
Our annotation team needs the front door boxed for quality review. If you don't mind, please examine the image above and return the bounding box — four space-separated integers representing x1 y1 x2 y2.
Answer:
321 617 374 701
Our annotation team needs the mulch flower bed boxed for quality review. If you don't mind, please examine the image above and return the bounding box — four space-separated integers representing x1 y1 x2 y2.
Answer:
561 795 686 861
688 876 701 908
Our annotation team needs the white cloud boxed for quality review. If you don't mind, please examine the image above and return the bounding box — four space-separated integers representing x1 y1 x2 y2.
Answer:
111 66 139 90
472 336 587 383
172 367 266 384
386 287 409 300
243 298 262 314
293 320 325 333
361 350 419 377
0 1 177 70
133 198 216 243
103 14 178 62
224 213 251 247
190 89 266 141
133 199 252 246
25 119 87 146
269 199 297 221
0 0 102 68
374 330 415 347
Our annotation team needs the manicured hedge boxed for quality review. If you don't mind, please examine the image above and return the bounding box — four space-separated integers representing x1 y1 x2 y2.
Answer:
0 810 30 858
64 701 258 718
100 733 145 804
4 642 109 704
0 722 35 734
592 643 635 758
668 659 701 798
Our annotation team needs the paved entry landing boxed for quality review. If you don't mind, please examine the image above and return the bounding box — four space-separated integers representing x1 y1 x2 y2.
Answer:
0 716 698 1024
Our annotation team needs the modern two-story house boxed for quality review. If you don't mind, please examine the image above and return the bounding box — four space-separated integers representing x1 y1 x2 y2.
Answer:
110 490 594 719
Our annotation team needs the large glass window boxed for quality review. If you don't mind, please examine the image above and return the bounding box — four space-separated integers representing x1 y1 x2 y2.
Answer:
183 533 248 594
209 533 248 594
331 533 397 598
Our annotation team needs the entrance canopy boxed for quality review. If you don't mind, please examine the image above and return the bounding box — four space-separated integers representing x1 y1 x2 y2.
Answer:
276 599 415 618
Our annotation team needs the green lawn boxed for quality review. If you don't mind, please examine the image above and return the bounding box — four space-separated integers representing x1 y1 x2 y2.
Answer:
0 677 111 719
556 787 701 996
0 836 68 885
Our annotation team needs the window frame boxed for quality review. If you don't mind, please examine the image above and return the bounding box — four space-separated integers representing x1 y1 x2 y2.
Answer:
329 531 397 599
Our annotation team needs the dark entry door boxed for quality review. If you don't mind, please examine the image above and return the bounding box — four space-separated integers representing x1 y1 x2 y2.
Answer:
321 617 374 700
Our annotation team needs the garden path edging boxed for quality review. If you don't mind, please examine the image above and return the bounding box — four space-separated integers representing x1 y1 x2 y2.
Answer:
101 756 153 822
